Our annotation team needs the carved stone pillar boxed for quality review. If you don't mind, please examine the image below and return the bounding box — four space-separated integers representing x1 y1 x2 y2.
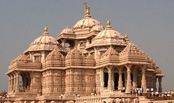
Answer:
15 72 19 92
158 77 162 93
141 66 147 93
133 68 137 89
94 48 99 60
86 39 90 47
13 74 15 91
100 68 104 88
107 66 113 91
8 76 11 92
125 65 132 93
118 67 123 90
61 39 65 48
11 75 14 91
154 75 157 91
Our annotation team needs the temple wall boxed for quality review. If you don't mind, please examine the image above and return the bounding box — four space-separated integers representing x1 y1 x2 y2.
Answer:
65 68 95 96
42 69 65 96
31 72 42 94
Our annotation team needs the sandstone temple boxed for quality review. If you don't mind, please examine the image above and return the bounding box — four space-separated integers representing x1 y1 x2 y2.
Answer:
6 3 165 103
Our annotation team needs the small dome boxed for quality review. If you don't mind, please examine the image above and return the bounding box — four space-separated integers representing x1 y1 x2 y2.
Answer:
90 24 104 32
88 20 126 48
73 10 101 30
60 26 74 35
26 27 58 52
95 21 123 38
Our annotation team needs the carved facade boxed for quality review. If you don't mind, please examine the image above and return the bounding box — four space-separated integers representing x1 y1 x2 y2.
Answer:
6 4 164 103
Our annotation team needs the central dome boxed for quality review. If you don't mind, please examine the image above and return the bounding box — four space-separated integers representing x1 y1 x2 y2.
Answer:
73 9 101 31
25 27 58 53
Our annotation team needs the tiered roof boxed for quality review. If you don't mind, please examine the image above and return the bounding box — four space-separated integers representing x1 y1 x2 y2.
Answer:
119 42 148 65
97 46 119 66
65 48 84 66
46 47 65 67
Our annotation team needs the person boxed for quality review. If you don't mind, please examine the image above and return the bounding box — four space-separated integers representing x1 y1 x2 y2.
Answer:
156 91 159 97
138 88 141 96
150 88 154 97
122 87 125 92
164 90 167 97
140 88 143 96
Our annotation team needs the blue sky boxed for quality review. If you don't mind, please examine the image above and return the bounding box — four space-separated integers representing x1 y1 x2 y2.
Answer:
0 0 174 91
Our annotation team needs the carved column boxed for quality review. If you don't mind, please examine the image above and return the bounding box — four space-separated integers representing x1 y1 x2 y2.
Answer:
158 77 162 93
94 48 99 60
8 76 11 92
86 39 90 47
100 68 104 88
11 75 13 91
107 66 113 91
13 74 15 92
133 68 137 89
15 72 19 92
118 67 123 90
61 39 65 48
141 66 147 93
153 74 157 91
8 75 11 92
125 64 132 93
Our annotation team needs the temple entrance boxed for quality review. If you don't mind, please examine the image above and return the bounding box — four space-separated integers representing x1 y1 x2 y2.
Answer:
114 73 119 90
104 72 108 87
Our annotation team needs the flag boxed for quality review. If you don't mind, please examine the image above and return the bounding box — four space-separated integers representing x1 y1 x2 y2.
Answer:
84 2 90 10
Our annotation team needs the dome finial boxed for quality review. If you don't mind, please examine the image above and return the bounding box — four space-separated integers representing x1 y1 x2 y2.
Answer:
124 34 129 41
86 9 90 16
107 20 111 26
44 27 48 32
106 20 112 29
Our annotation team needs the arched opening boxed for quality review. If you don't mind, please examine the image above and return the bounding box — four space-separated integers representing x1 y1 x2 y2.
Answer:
114 73 119 90
103 68 108 88
65 40 75 48
19 72 31 92
104 72 108 87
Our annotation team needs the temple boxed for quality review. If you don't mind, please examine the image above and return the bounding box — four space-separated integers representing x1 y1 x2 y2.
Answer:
6 3 164 103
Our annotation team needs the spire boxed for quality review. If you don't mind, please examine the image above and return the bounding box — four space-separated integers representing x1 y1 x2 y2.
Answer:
106 20 112 29
107 20 111 26
124 34 129 41
44 27 48 32
43 26 49 35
